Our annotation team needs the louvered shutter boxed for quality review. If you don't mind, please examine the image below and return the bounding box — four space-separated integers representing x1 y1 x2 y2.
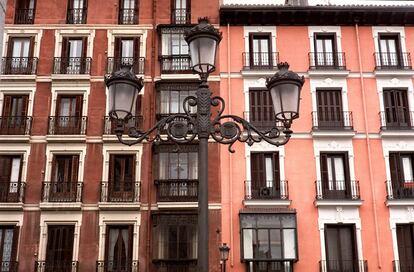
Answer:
320 153 329 188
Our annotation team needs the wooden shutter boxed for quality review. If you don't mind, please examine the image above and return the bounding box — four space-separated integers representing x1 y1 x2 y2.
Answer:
46 225 75 265
0 156 12 182
389 152 402 183
11 226 20 262
109 154 115 183
28 36 35 58
61 37 69 58
70 155 79 182
74 95 83 117
55 95 62 116
81 37 88 59
320 153 329 187
316 90 343 122
135 95 142 115
133 37 140 58
396 225 414 265
51 155 57 182
20 95 29 117
114 37 122 59
251 153 265 187
272 152 280 187
2 95 12 116
67 0 74 10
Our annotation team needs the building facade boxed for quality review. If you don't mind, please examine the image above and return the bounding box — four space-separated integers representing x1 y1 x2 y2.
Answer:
219 1 414 272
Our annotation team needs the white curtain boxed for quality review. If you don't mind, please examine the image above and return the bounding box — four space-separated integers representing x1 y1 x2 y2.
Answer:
9 158 21 193
402 157 414 182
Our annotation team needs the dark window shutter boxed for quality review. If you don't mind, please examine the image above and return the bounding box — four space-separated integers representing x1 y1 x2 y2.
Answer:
61 37 69 58
71 155 79 182
0 156 12 182
2 95 12 116
343 153 350 183
67 0 74 9
114 37 121 59
251 153 265 187
109 154 115 182
272 152 280 187
81 37 88 59
7 37 15 58
28 36 35 58
396 225 414 264
320 153 329 186
75 95 83 117
135 95 142 115
51 155 57 181
56 95 62 116
21 95 29 117
389 152 402 183
133 37 140 58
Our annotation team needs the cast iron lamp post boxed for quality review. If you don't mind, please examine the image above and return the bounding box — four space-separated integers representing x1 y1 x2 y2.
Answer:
105 17 304 272
219 243 230 272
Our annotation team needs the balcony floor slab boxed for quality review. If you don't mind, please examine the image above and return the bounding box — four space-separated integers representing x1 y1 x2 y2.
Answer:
314 199 363 207
243 199 291 208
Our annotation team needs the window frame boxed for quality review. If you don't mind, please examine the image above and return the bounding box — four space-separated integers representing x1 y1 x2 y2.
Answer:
154 145 198 180
324 224 358 270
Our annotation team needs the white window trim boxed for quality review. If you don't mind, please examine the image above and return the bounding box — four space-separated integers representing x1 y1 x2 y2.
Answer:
313 139 356 181
50 85 90 117
381 139 414 181
376 77 414 113
38 212 82 262
102 144 143 182
243 26 277 54
389 206 414 264
0 144 31 182
45 144 86 182
2 29 43 58
309 77 349 113
372 26 407 54
98 211 141 261
0 87 36 117
107 29 148 59
308 26 342 53
54 29 96 58
0 213 23 261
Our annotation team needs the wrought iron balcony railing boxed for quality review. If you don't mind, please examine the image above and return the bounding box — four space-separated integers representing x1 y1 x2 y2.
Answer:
309 52 346 70
319 260 368 272
41 181 83 202
118 8 138 24
246 261 293 272
100 181 141 202
0 116 32 135
244 180 289 200
171 8 191 24
386 180 414 200
160 55 192 73
14 9 35 24
243 111 283 131
393 260 414 272
0 261 18 272
155 179 198 202
35 261 79 272
379 111 414 130
96 260 139 272
242 52 279 70
104 116 143 135
374 52 412 70
154 260 197 272
315 180 361 200
312 111 353 130
106 57 145 74
48 116 87 135
67 8 87 24
53 57 91 75
0 57 38 75
0 182 25 203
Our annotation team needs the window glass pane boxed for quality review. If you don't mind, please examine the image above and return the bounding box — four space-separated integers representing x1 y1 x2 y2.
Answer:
170 91 179 113
69 40 83 58
168 226 178 259
280 214 295 228
387 39 397 53
171 34 181 55
158 153 168 179
9 158 21 193
12 40 22 58
257 214 280 228
161 34 171 55
334 157 345 190
255 229 269 259
283 229 296 259
178 153 188 179
188 152 198 179
121 40 134 58
265 156 274 186
123 0 135 8
241 215 256 228
402 156 414 182
1 229 14 262
260 39 269 53
73 0 84 8
169 153 178 179
59 98 71 116
270 229 281 259
324 39 333 53
160 92 170 114
243 229 254 259
316 39 324 52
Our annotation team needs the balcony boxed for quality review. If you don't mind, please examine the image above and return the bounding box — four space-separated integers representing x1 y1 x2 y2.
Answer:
379 111 414 131
41 181 83 202
48 116 87 135
0 116 32 136
104 116 143 135
244 180 289 200
0 262 18 272
119 8 138 24
315 180 361 205
96 260 138 272
35 261 78 272
312 111 353 131
53 57 91 75
243 111 282 132
100 181 141 202
393 260 414 272
160 55 192 73
155 179 198 202
0 57 38 75
242 52 279 70
246 261 293 272
154 260 197 272
374 52 412 70
0 182 25 203
14 9 35 24
67 8 87 24
171 8 191 24
309 52 346 70
386 180 414 200
319 260 368 272
106 57 145 75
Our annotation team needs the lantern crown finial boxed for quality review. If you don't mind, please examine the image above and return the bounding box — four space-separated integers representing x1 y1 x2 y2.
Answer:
266 62 305 88
184 17 222 43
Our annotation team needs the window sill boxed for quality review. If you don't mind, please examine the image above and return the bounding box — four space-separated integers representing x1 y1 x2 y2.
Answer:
241 69 279 77
156 201 198 209
98 202 141 210
386 199 414 207
379 130 414 138
39 202 82 210
243 199 291 208
0 202 24 211
0 135 31 142
314 199 363 207
308 69 350 77
311 129 356 138
0 74 37 81
51 74 91 81
46 135 87 142
374 69 414 77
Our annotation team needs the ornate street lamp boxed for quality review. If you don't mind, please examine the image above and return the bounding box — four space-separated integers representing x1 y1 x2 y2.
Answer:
219 243 230 272
105 17 304 272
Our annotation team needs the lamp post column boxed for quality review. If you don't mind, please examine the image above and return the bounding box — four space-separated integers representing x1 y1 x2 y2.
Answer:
196 78 211 272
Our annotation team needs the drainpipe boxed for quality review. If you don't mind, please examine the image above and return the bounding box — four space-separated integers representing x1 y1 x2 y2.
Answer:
226 22 235 268
355 22 382 269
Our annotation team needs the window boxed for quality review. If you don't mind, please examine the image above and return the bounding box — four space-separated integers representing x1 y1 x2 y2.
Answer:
389 152 414 199
396 224 414 271
59 37 88 74
249 152 280 199
108 155 135 201
383 89 411 128
46 155 79 202
14 0 36 24
0 226 19 271
172 0 190 24
316 89 344 128
249 33 272 68
240 213 297 272
44 225 75 272
153 214 197 261
52 95 83 135
119 0 138 24
157 84 197 117
324 225 357 272
378 34 401 67
314 34 336 67
249 89 275 131
67 0 87 24
0 156 22 202
0 95 29 135
157 149 197 180
5 37 35 74
113 37 141 72
160 27 191 72
105 225 133 271
320 153 351 199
